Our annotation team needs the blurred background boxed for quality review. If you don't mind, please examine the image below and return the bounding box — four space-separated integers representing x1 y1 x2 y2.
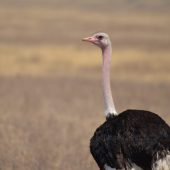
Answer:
0 0 170 169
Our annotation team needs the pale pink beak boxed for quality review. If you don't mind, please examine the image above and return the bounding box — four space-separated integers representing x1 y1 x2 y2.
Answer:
82 36 97 43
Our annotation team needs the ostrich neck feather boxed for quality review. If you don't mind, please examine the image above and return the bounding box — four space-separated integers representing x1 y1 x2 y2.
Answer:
102 44 117 117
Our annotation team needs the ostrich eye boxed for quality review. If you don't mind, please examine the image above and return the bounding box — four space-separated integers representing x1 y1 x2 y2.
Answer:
97 35 103 40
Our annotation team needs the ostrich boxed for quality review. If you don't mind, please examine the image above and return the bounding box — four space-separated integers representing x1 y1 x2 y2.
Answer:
82 32 170 170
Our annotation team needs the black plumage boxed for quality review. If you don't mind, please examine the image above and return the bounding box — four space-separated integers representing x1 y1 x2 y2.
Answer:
90 110 170 170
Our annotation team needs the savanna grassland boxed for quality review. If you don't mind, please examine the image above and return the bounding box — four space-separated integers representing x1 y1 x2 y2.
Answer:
0 0 170 169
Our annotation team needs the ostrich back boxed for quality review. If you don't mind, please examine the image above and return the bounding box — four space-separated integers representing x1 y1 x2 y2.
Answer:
90 109 170 170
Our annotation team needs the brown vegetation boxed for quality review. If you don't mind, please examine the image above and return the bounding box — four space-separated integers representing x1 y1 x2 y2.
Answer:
0 0 169 169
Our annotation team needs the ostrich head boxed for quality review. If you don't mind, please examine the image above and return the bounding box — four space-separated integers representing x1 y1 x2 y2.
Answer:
82 32 111 49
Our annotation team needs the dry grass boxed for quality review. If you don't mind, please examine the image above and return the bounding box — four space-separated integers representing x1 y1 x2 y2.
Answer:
0 76 170 170
0 45 169 82
0 1 169 48
0 0 170 169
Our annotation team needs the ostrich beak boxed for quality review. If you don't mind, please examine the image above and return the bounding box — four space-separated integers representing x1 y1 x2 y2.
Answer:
82 36 97 43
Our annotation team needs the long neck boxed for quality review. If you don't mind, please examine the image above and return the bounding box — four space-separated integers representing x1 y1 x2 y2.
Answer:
102 43 117 117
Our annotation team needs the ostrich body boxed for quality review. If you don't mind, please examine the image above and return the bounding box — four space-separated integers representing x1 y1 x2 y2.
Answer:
82 33 170 170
